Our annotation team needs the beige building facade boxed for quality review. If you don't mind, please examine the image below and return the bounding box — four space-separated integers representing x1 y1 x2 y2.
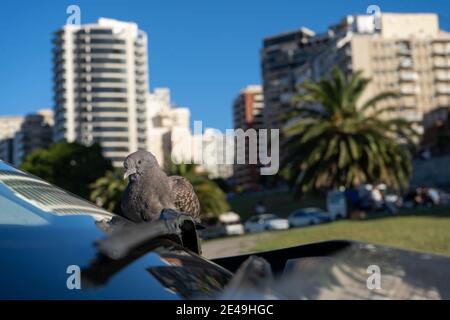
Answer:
351 14 450 125
262 13 450 132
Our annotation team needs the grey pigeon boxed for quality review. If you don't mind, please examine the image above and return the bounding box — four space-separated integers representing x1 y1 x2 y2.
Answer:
121 150 201 223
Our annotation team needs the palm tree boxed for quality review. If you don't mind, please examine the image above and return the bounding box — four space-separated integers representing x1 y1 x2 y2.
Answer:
166 161 230 219
89 169 127 214
283 67 418 196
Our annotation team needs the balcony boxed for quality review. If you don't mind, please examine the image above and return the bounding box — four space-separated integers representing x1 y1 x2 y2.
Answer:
436 96 450 106
280 92 293 103
436 86 450 95
399 71 418 81
434 60 450 68
435 72 450 81
397 43 412 56
398 58 413 69
400 85 420 95
432 45 450 55
53 73 66 83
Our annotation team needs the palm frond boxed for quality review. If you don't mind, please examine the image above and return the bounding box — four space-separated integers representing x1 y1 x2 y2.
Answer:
285 67 416 195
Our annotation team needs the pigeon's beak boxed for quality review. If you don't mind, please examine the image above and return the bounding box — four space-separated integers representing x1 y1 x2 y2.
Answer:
123 168 137 180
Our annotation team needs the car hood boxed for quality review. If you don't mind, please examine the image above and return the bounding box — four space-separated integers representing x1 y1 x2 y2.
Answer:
213 240 450 299
0 215 232 299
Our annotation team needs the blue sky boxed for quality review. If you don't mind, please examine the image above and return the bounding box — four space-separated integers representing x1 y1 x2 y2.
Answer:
0 0 449 130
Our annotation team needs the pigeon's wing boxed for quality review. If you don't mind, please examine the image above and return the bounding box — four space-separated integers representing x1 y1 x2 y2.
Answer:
169 175 201 221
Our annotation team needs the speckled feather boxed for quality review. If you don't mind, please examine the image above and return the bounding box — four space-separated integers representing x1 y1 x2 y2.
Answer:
169 175 201 221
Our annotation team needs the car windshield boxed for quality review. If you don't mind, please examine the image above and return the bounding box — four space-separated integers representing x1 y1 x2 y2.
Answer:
304 208 320 213
0 161 113 226
261 214 278 220
0 161 201 260
223 221 240 225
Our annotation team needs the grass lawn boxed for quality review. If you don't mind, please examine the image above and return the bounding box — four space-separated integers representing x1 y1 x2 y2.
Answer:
207 201 450 257
249 215 450 256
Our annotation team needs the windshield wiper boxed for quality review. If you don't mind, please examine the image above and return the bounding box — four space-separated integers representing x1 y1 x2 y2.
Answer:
95 209 201 260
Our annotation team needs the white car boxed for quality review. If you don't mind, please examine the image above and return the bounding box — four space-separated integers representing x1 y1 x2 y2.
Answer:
219 212 245 236
199 212 244 239
244 214 289 233
288 208 326 227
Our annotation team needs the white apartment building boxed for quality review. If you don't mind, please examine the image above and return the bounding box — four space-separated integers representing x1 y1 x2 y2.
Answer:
52 18 149 167
146 88 233 178
146 88 191 167
196 128 234 179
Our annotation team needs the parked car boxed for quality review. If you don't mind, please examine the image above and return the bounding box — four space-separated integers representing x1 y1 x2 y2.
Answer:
219 211 245 236
288 207 330 228
244 214 289 233
199 211 244 239
326 190 347 220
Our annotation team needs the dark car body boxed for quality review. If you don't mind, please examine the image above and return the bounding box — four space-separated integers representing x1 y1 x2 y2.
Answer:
0 161 231 299
1 161 450 300
296 207 332 223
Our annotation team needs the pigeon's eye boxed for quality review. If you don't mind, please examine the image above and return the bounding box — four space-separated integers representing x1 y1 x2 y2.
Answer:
138 160 142 165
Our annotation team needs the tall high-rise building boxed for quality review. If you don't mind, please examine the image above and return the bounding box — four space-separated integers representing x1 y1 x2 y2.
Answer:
422 105 450 153
0 115 24 164
0 138 15 164
261 13 450 131
261 27 326 130
52 18 149 167
146 88 191 167
0 116 24 141
146 88 234 178
13 109 54 166
232 85 264 191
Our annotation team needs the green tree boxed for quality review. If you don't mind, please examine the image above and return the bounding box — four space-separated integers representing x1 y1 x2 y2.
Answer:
212 177 231 193
21 142 112 199
89 169 127 214
284 68 417 196
166 162 230 219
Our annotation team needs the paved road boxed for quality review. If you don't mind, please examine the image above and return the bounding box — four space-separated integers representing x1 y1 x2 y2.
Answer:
201 234 263 259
